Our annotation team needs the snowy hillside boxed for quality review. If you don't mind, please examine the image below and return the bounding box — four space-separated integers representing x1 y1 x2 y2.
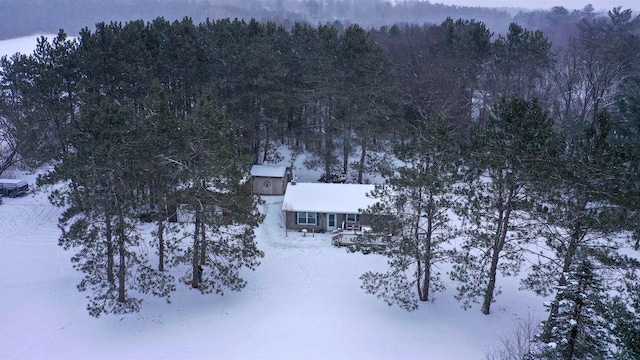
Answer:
0 35 547 360
0 34 58 59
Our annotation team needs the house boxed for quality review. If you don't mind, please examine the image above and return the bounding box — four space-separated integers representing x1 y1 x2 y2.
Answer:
250 164 292 196
282 182 377 232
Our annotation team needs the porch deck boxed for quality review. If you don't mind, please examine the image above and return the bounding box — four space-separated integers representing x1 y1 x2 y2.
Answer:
331 228 388 249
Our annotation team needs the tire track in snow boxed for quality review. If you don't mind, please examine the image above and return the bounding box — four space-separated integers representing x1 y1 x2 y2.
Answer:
0 197 75 281
0 203 62 245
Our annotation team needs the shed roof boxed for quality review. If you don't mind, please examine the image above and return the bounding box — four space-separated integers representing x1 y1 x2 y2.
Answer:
250 165 288 178
282 182 377 214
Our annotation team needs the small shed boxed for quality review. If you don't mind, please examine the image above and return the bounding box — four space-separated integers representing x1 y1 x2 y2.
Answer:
250 164 291 195
281 182 378 232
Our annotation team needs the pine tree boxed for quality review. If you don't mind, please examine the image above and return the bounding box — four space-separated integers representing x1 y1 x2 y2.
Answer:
530 257 611 360
173 92 264 293
602 77 640 359
521 109 639 342
524 8 640 352
338 24 397 183
288 23 344 182
139 81 186 272
595 69 640 360
43 99 175 317
202 19 288 163
0 54 23 175
4 31 79 167
480 23 552 104
370 19 492 132
606 276 640 359
451 97 557 314
360 116 459 310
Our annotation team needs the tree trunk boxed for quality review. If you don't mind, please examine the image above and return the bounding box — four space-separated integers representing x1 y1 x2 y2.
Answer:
253 112 262 164
413 187 430 302
343 128 350 175
324 137 333 182
106 209 115 285
420 193 435 302
156 202 165 272
192 206 201 288
481 185 513 315
199 218 207 266
357 140 367 184
117 208 126 303
541 196 588 340
0 147 17 176
262 125 271 163
253 138 261 165
566 301 582 360
481 244 501 315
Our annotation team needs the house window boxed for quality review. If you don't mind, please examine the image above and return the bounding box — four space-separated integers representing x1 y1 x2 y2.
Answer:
346 214 359 222
297 212 317 225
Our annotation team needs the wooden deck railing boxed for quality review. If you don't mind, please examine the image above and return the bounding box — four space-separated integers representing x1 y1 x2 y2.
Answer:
331 229 388 249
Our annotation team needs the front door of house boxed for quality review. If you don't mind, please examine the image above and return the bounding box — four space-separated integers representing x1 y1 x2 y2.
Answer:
327 213 337 230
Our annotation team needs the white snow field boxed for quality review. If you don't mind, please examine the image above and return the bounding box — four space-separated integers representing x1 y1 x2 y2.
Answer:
0 36 546 360
0 35 58 60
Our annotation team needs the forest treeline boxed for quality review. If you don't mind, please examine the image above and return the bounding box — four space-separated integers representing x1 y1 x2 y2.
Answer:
3 0 599 42
1 8 639 359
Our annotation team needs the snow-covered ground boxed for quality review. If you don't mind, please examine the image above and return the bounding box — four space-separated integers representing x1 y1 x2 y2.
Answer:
0 36 547 360
0 34 57 59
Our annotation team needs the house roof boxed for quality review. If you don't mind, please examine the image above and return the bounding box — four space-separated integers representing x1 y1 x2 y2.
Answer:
251 164 288 178
282 182 377 214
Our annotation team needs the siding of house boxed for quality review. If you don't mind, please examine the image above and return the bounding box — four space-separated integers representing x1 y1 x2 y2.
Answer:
284 212 372 232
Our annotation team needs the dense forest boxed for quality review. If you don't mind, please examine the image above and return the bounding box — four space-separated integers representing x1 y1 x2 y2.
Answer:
1 5 639 359
2 0 590 40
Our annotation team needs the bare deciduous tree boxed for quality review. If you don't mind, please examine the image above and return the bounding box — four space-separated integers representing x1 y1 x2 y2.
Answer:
484 316 539 360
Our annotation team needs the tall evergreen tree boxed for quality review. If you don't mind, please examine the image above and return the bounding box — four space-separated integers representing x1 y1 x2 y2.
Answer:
172 93 264 292
525 8 640 352
479 23 552 112
360 116 459 310
529 257 611 359
201 19 288 163
371 19 492 134
293 24 344 181
0 53 25 175
602 271 640 358
139 82 187 272
338 24 396 183
43 99 175 317
523 109 639 342
451 97 557 314
6 31 79 166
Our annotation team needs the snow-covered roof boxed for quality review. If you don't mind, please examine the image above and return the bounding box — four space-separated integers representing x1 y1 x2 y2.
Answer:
251 165 288 178
282 182 377 214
